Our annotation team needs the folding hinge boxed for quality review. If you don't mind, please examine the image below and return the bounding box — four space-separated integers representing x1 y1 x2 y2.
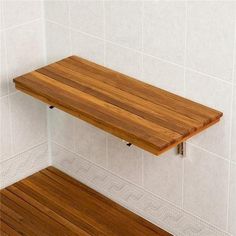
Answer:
177 142 186 157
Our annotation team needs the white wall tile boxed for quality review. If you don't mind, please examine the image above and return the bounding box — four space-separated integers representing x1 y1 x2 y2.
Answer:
0 142 49 189
143 55 184 96
186 70 232 159
186 1 235 82
143 149 183 207
3 0 42 28
50 108 75 152
105 42 142 79
231 86 236 162
45 21 71 64
105 1 142 51
44 0 69 26
51 142 80 173
229 162 236 235
0 96 12 162
10 93 47 155
71 30 104 65
74 119 107 168
0 1 3 30
184 145 229 229
6 20 45 93
107 135 142 185
69 0 104 38
143 1 185 65
0 31 8 97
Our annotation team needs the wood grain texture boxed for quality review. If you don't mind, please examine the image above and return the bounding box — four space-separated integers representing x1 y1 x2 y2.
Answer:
0 167 172 236
13 55 223 156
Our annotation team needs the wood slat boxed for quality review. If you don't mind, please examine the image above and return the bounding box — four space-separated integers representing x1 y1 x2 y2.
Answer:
13 55 223 156
0 167 172 236
0 219 22 236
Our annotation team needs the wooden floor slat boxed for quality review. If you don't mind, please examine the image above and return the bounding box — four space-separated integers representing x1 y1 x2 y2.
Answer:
0 167 172 236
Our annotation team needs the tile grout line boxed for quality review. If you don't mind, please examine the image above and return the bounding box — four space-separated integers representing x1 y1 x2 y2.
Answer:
67 0 76 157
45 18 234 87
226 12 236 232
41 0 52 166
103 0 109 169
181 0 188 210
3 14 14 160
141 0 144 187
0 141 48 165
0 90 18 99
187 142 230 163
1 18 43 32
67 0 73 56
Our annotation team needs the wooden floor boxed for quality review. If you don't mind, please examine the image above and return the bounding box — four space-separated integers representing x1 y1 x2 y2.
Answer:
0 167 171 236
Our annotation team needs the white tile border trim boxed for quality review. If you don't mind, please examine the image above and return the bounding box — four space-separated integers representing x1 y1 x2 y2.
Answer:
0 142 49 189
52 142 231 236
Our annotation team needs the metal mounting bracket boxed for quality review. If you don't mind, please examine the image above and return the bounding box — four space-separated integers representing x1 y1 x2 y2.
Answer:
177 142 186 157
122 140 132 147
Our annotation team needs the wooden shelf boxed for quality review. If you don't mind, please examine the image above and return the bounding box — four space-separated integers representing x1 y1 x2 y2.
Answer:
13 55 223 156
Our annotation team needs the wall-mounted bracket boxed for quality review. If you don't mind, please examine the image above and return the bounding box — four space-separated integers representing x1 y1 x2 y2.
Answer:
122 140 132 147
177 142 186 157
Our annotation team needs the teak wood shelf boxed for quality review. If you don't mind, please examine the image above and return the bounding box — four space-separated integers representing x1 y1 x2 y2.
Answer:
13 56 223 156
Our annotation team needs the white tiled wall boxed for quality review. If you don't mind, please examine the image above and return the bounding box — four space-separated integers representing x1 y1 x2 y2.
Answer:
45 1 236 235
0 0 49 188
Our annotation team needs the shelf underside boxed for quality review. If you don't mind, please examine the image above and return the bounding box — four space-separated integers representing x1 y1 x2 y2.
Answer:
13 55 223 156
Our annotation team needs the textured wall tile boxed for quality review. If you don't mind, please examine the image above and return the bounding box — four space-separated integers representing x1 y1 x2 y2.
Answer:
105 42 142 79
71 30 104 65
0 96 12 161
107 135 142 185
143 55 184 96
186 1 235 81
44 0 69 26
3 0 42 28
70 0 104 38
105 1 142 50
45 21 71 64
231 86 236 162
143 149 183 207
0 142 49 189
74 119 107 168
186 70 232 159
52 142 103 185
143 1 185 65
50 108 75 152
6 20 45 93
0 1 3 30
0 31 8 97
184 145 229 229
10 93 47 155
52 142 82 174
229 162 236 235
